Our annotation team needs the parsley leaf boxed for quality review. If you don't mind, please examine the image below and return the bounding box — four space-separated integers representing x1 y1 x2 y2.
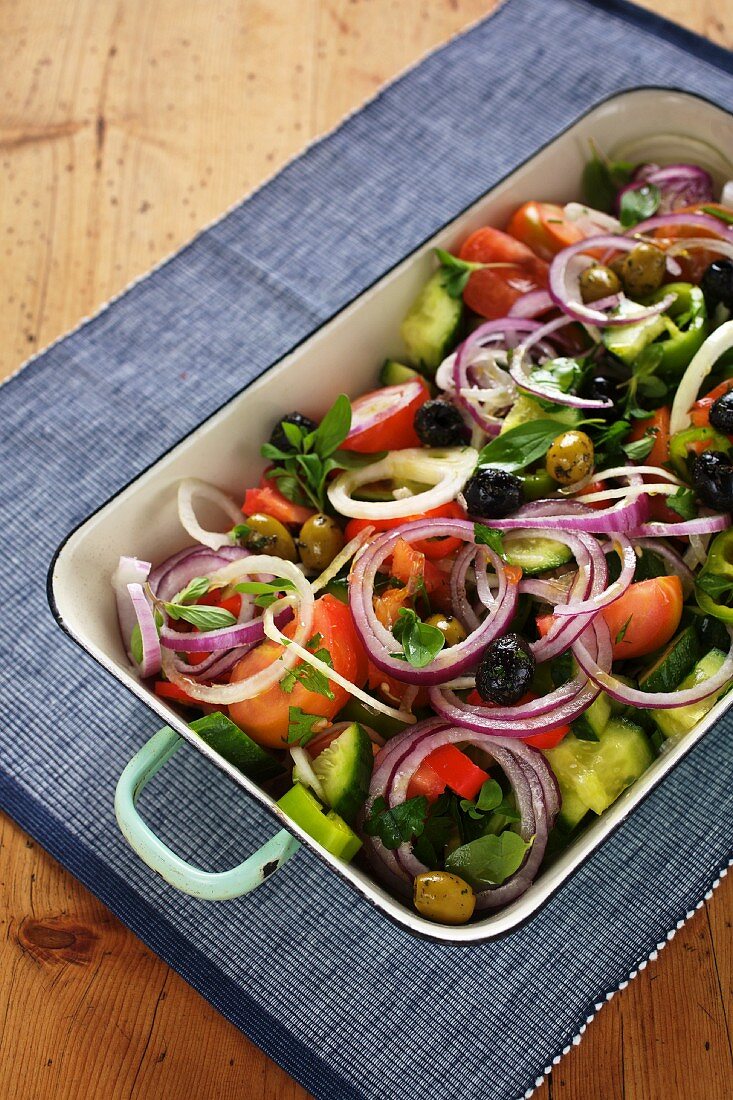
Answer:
434 248 484 298
475 418 570 473
615 615 633 645
260 393 352 511
474 524 505 557
392 608 445 669
667 486 697 521
363 795 429 850
525 356 585 398
280 636 335 699
286 707 328 746
163 603 237 631
619 182 661 228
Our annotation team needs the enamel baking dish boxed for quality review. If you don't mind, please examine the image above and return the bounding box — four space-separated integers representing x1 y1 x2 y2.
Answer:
49 88 733 943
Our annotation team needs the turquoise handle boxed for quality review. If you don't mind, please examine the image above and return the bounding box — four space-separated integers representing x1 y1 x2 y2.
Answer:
114 726 300 900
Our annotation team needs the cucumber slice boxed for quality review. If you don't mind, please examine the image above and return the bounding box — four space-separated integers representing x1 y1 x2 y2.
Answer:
311 722 374 825
639 625 701 694
557 787 589 832
379 358 420 386
190 712 283 782
572 691 612 742
602 299 666 364
400 271 463 375
544 717 652 816
503 535 574 576
651 648 732 742
499 395 581 435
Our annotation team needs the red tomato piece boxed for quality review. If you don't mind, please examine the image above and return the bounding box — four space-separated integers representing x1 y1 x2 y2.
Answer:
242 477 315 527
458 226 548 320
229 595 366 748
344 501 465 560
506 201 585 261
627 406 671 469
343 379 430 453
154 681 202 708
537 575 684 661
406 759 445 803
407 745 489 803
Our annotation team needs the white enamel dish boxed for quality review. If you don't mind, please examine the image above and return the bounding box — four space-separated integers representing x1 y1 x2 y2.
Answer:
49 87 733 942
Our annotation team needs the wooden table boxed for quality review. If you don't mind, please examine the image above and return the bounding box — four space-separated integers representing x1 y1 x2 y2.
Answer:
1 1 732 1096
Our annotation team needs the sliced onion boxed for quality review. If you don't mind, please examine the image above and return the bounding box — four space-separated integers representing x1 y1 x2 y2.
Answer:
548 235 677 327
574 618 733 710
112 556 151 659
127 582 162 678
290 746 326 801
509 315 612 409
311 525 374 594
552 534 635 617
630 211 733 243
327 447 477 520
665 237 733 262
470 493 650 534
628 513 730 538
618 164 714 216
670 320 733 434
508 290 555 318
452 319 545 433
177 479 244 551
564 202 621 236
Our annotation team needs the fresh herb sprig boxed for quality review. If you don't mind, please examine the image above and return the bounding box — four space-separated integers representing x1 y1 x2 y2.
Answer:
475 418 575 473
280 633 335 699
582 141 635 212
151 576 238 632
286 707 328 746
459 778 520 822
618 183 661 228
235 578 296 608
364 795 429 850
391 608 445 669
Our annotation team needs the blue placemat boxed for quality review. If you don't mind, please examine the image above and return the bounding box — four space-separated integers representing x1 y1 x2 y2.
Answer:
2 2 733 1098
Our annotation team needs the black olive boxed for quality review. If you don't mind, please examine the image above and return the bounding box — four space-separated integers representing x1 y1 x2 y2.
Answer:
475 633 535 706
463 468 523 518
700 259 733 311
269 411 318 452
414 400 469 447
690 450 733 511
584 375 618 411
709 392 733 435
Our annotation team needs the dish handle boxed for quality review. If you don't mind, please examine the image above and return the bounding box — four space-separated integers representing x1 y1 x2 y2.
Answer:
114 725 300 900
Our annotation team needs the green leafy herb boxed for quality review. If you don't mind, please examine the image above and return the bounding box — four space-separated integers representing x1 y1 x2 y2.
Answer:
701 205 733 226
170 575 211 606
412 796 456 866
581 142 634 212
392 608 445 669
615 615 633 645
280 635 335 699
363 795 429 850
622 431 655 462
619 343 666 419
235 578 296 608
286 707 327 746
130 624 143 665
459 780 521 823
474 524 505 558
618 183 661 228
434 248 515 299
163 602 237 631
591 418 631 464
525 356 585 398
230 522 253 544
475 418 570 473
697 572 733 603
260 393 352 511
446 829 532 887
667 486 697 521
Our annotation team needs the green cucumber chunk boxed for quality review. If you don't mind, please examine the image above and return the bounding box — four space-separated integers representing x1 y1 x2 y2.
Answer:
504 535 574 576
602 299 667 364
379 358 420 386
190 712 283 782
400 271 463 375
557 787 590 832
277 783 361 861
311 722 374 825
572 691 612 742
544 717 653 816
652 648 732 742
500 394 582 434
639 625 701 694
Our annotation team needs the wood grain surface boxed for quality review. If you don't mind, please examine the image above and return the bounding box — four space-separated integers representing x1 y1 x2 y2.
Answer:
1 1 732 1097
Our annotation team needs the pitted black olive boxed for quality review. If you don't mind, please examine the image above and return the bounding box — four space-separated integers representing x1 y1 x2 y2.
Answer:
414 400 469 447
463 468 523 518
269 411 318 452
584 374 618 410
709 392 733 435
690 450 733 512
475 633 535 706
700 259 733 312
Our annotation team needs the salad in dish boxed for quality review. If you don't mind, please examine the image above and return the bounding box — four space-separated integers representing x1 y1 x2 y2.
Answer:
114 146 733 926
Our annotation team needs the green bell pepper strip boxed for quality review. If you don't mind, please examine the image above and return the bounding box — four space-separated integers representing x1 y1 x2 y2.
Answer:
668 425 731 479
643 282 708 379
277 783 362 860
521 469 557 501
695 529 733 624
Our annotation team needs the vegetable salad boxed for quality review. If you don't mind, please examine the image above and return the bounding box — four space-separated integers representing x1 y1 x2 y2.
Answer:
115 143 733 926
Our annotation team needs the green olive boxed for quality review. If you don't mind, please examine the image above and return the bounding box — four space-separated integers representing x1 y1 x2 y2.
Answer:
298 513 345 572
611 242 666 298
413 871 476 924
546 430 594 486
243 513 297 561
424 613 467 647
578 263 622 304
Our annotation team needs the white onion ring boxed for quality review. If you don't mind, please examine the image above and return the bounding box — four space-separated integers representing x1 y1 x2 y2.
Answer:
177 478 243 551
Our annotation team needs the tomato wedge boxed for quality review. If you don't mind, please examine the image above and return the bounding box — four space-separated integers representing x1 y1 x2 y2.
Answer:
406 744 489 802
242 476 315 526
506 201 585 261
627 405 671 469
458 226 548 320
343 379 429 453
344 501 465 559
229 595 367 748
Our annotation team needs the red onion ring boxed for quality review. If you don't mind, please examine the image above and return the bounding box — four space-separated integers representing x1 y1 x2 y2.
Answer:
471 493 650 534
628 513 730 538
629 211 733 243
112 556 151 660
150 545 251 602
127 582 162 678
509 315 613 410
507 290 555 318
